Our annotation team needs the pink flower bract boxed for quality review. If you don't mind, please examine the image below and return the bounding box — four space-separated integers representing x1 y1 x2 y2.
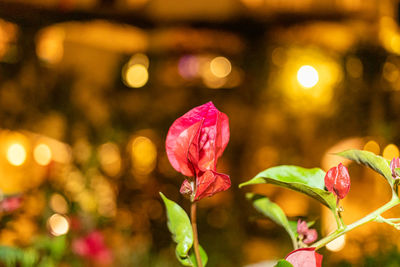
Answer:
285 248 323 267
72 231 112 265
297 219 318 244
166 102 230 201
324 163 350 200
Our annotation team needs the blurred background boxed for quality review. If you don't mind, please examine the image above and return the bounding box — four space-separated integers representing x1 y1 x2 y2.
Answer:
0 0 400 266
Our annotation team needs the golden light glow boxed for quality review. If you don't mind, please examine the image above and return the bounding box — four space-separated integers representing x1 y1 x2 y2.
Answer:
297 65 319 88
273 47 342 113
36 26 65 64
210 56 232 78
50 194 68 214
6 143 26 166
98 142 121 177
33 143 52 166
123 64 148 88
383 144 399 160
363 140 380 155
326 235 346 252
48 214 69 236
131 136 157 175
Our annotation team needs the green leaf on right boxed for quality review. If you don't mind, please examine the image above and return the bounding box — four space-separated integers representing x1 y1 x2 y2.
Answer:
337 149 394 187
160 192 194 265
246 193 296 245
274 259 294 267
239 165 337 211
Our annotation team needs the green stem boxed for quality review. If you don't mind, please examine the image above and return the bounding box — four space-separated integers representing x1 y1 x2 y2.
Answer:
191 202 203 267
312 194 400 250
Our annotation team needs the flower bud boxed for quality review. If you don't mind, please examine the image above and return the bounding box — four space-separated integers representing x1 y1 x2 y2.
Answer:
390 157 400 180
324 163 350 200
297 219 318 244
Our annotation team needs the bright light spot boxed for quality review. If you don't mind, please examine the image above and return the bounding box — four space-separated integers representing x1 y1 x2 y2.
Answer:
33 143 52 166
7 143 26 166
124 64 148 88
48 214 69 236
383 144 399 160
363 140 380 155
210 56 232 78
297 65 319 88
326 235 346 251
131 136 157 175
50 194 68 214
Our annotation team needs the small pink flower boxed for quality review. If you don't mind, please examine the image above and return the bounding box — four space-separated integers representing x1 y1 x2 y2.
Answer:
390 157 400 180
0 196 22 212
285 247 323 267
297 219 317 244
324 163 350 200
72 231 112 265
166 102 230 201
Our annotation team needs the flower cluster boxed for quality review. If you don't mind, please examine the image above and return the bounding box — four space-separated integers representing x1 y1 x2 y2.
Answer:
166 102 231 201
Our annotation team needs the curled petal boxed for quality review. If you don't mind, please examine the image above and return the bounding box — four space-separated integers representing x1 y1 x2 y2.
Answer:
194 170 231 201
285 248 323 267
166 120 202 176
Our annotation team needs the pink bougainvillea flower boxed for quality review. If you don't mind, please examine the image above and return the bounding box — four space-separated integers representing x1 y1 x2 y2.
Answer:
297 219 318 245
324 163 350 200
285 248 323 267
166 101 230 201
0 195 22 212
72 231 112 265
390 157 400 180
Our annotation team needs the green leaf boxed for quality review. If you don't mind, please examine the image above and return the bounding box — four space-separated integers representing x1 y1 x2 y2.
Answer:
189 245 208 267
337 149 394 187
246 193 296 244
274 259 294 267
160 192 193 265
239 165 337 210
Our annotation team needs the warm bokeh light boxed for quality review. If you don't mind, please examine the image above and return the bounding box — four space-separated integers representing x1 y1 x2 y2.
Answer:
48 214 69 236
382 144 399 160
98 142 121 177
131 136 157 176
123 64 149 88
297 65 319 88
128 53 149 69
363 140 380 155
33 143 52 166
210 56 232 78
326 234 346 252
36 26 65 64
50 194 69 214
6 143 26 166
